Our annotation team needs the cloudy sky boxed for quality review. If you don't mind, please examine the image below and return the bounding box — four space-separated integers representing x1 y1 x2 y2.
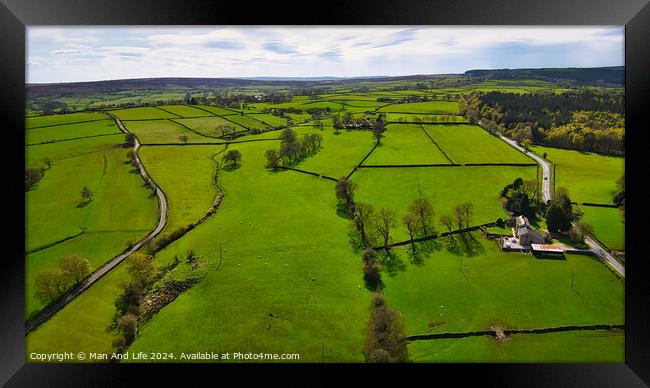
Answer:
27 26 624 84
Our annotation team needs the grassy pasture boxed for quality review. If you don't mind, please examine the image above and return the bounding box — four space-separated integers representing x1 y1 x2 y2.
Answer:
295 127 375 178
25 138 158 317
378 101 459 114
138 145 223 231
26 120 120 145
26 112 109 129
123 120 220 144
222 114 272 131
423 124 533 164
193 105 240 116
385 113 466 123
26 134 126 166
110 107 178 121
353 166 537 241
157 105 214 118
579 206 625 250
127 140 370 361
407 329 623 362
246 113 289 128
173 116 246 137
529 145 624 204
364 124 450 165
381 240 623 336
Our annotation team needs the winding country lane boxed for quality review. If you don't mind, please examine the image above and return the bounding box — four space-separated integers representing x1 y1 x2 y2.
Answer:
25 114 168 333
492 127 625 278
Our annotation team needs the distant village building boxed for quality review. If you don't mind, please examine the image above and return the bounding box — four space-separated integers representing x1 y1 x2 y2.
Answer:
514 216 546 246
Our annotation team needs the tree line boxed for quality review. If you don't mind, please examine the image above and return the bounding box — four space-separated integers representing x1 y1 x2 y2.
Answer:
34 256 92 305
459 90 625 155
264 128 322 169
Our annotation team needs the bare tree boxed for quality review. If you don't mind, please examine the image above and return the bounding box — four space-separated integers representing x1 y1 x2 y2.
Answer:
409 197 434 237
460 202 474 229
439 214 456 247
403 212 418 251
374 208 395 255
354 202 375 248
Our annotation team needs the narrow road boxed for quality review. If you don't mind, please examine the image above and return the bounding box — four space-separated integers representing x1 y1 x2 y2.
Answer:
496 134 551 203
26 115 168 333
493 129 625 278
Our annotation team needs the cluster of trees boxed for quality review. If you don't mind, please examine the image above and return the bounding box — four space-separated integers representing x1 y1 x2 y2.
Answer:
459 90 625 154
34 256 92 304
111 252 156 352
363 293 408 363
499 177 538 218
264 128 322 169
25 166 46 190
262 107 304 118
377 95 431 104
184 91 291 109
41 100 72 115
543 186 588 243
331 113 387 142
614 174 625 219
332 111 368 129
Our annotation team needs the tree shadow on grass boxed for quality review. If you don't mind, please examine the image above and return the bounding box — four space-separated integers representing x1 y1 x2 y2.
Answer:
457 233 486 257
223 163 241 172
379 250 407 276
76 200 92 208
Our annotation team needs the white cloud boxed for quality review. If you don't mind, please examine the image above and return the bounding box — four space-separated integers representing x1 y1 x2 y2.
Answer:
26 26 623 83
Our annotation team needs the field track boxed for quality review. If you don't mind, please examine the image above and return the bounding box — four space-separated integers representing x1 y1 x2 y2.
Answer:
25 115 169 333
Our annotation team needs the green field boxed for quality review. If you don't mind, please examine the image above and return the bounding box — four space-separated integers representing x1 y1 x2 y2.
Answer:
127 141 370 361
530 145 624 204
138 145 223 231
382 241 623 336
25 135 158 317
25 77 625 364
110 107 179 120
364 124 450 165
423 124 533 164
157 105 213 118
386 113 466 123
173 116 246 137
353 166 537 241
408 329 623 362
379 101 459 114
26 120 120 145
295 126 375 177
579 206 625 250
194 105 240 116
247 113 289 128
122 120 220 144
222 114 272 131
26 112 109 129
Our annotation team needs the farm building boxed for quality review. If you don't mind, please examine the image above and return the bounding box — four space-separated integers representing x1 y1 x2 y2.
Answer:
514 215 546 245
531 243 565 257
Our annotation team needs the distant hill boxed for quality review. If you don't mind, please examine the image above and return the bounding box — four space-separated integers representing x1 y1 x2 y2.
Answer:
464 66 624 86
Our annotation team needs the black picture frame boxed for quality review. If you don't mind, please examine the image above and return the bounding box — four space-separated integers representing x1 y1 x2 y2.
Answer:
1 0 648 385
